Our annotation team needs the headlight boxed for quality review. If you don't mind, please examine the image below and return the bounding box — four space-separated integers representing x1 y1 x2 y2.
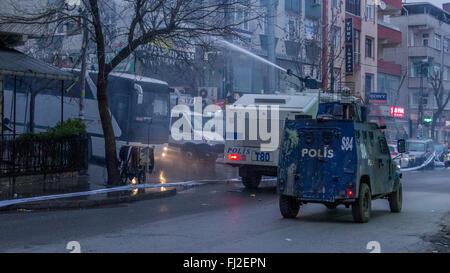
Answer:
163 146 168 152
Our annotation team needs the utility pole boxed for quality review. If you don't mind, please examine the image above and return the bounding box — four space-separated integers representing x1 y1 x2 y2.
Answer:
329 6 335 93
79 3 88 121
267 0 276 93
224 0 233 101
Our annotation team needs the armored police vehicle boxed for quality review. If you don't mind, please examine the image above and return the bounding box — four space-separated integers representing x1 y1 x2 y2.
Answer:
277 98 404 223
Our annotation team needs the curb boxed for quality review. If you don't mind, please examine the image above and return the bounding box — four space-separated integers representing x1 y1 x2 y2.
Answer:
0 188 176 212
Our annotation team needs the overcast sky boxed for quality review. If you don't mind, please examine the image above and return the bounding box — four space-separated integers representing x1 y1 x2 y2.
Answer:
404 0 449 9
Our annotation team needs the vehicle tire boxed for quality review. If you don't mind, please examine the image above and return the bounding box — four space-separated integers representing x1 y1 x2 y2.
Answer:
352 183 372 223
388 182 402 213
279 195 300 218
325 204 337 209
182 144 196 161
242 174 261 189
137 170 146 184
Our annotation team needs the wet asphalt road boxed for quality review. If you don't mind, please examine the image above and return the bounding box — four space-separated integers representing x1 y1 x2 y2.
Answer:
0 165 449 253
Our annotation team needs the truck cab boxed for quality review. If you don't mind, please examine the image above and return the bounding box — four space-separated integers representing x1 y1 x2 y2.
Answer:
277 100 404 223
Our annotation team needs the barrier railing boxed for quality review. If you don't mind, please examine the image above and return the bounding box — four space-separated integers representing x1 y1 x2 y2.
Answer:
0 135 88 177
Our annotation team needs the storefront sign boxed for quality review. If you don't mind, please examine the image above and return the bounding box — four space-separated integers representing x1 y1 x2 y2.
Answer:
389 106 405 118
369 93 387 104
345 18 353 43
345 45 353 73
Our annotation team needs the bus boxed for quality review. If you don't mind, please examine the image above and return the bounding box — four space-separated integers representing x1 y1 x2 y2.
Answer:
3 71 171 162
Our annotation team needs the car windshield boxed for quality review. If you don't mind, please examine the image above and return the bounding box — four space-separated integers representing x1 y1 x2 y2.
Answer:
407 142 426 152
434 144 443 152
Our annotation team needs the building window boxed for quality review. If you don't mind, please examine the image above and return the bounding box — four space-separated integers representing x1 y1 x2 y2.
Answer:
435 34 441 50
423 33 429 47
333 70 341 92
444 39 449 53
365 4 374 22
332 0 339 9
444 66 449 81
365 74 374 99
235 9 249 31
365 37 373 58
434 63 441 76
332 27 341 52
287 19 296 40
346 0 361 16
285 0 301 12
410 57 431 78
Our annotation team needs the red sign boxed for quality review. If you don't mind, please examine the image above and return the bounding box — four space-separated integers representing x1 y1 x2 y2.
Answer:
212 99 226 109
389 106 405 118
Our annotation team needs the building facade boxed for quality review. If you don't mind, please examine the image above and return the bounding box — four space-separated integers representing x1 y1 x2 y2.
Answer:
384 2 450 142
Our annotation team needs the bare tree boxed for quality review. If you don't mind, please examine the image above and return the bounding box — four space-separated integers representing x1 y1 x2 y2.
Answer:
0 0 263 185
429 70 450 141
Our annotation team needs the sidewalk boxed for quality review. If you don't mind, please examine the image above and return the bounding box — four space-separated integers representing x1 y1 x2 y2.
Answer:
0 160 239 212
0 164 178 212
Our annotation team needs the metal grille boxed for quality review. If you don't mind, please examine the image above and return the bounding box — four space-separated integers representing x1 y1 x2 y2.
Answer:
0 135 88 177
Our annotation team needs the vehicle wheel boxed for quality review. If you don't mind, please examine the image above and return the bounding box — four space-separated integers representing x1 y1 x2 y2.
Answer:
388 182 402 213
279 195 300 218
137 170 146 184
182 145 196 161
352 183 372 223
120 170 129 185
325 204 337 209
242 174 261 189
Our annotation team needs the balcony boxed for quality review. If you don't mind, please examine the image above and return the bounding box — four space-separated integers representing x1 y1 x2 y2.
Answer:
378 21 401 47
408 46 443 60
378 59 401 76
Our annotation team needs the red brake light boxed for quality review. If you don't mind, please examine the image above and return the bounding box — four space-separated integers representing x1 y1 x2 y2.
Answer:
391 152 398 156
228 154 245 161
348 190 353 196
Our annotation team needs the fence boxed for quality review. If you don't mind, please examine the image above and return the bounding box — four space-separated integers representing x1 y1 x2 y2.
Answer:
0 135 88 177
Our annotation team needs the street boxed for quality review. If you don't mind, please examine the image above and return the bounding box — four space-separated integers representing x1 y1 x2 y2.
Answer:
0 165 448 253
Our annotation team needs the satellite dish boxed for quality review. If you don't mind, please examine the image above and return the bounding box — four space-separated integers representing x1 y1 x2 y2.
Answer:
379 1 386 10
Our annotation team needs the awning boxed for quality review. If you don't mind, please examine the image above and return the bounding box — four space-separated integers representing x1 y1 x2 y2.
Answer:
0 47 76 81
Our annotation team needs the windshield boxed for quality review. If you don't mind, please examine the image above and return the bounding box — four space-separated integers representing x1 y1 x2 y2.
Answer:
135 91 169 119
407 142 426 152
434 144 443 152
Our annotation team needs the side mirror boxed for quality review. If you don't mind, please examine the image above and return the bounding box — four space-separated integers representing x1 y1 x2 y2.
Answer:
397 139 406 154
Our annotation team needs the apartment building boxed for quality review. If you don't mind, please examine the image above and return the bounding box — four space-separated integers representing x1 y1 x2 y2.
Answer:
203 0 323 98
384 2 450 142
320 0 402 138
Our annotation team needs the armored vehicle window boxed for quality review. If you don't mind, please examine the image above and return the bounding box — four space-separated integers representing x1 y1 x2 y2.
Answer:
362 131 368 144
355 131 361 144
379 137 389 154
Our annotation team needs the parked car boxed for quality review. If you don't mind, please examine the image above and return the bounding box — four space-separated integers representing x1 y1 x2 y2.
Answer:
389 144 409 168
434 143 450 167
406 139 435 169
